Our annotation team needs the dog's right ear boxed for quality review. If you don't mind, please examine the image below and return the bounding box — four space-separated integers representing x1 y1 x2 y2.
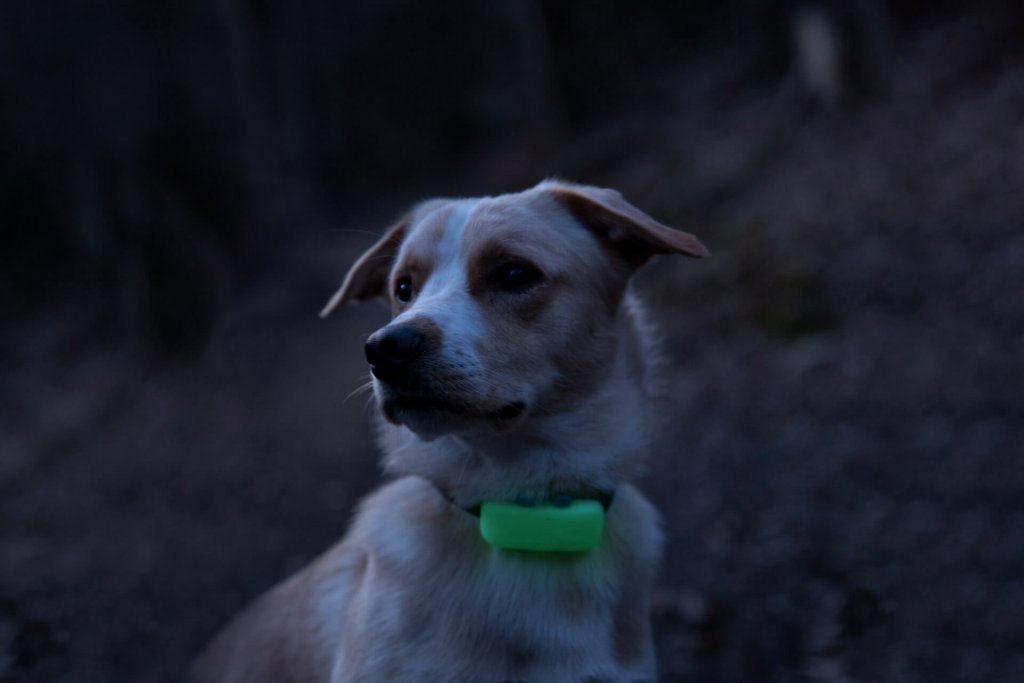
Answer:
541 180 708 267
319 218 409 317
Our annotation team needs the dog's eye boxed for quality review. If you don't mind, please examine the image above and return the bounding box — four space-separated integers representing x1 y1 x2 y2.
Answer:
493 263 543 293
394 276 414 303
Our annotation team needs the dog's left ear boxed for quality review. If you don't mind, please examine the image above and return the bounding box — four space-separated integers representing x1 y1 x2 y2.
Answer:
542 181 709 267
319 217 409 317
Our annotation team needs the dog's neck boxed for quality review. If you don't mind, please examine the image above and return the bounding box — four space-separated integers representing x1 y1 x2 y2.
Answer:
377 292 660 508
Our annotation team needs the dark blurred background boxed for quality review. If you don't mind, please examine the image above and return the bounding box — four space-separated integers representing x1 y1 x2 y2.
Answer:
2 1 1023 681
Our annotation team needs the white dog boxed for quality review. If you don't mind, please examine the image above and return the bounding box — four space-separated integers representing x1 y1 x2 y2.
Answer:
190 180 707 683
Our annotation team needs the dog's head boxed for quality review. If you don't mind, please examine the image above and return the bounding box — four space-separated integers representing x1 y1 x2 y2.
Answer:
322 180 706 441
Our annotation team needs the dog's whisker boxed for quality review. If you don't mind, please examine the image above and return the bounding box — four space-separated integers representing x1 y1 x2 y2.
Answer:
344 378 376 404
362 392 377 413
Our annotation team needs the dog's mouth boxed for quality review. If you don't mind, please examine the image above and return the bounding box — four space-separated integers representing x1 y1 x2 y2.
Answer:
382 394 527 433
490 401 526 421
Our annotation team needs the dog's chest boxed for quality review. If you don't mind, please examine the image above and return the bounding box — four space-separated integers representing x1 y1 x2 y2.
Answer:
339 552 627 682
333 479 651 682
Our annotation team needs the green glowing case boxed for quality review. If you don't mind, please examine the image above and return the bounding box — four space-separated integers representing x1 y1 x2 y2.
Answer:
479 499 604 552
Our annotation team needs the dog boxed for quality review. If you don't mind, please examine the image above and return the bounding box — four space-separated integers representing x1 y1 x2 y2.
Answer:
190 180 707 683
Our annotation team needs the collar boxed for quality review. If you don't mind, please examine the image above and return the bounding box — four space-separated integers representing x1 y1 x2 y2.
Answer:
439 485 615 553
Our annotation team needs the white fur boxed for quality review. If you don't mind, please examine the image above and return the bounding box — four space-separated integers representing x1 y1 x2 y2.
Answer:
190 180 707 683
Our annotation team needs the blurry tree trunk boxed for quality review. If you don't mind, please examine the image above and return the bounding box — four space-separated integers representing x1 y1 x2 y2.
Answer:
793 5 844 109
0 1 15 85
792 0 894 108
503 0 564 142
853 0 894 95
270 0 314 197
305 2 349 171
69 145 108 265
216 0 276 219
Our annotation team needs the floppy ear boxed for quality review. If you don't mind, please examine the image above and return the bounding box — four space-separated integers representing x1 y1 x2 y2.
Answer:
542 181 709 266
319 217 409 318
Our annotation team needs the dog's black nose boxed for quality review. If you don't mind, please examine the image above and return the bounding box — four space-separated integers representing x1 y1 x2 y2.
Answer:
365 324 424 380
